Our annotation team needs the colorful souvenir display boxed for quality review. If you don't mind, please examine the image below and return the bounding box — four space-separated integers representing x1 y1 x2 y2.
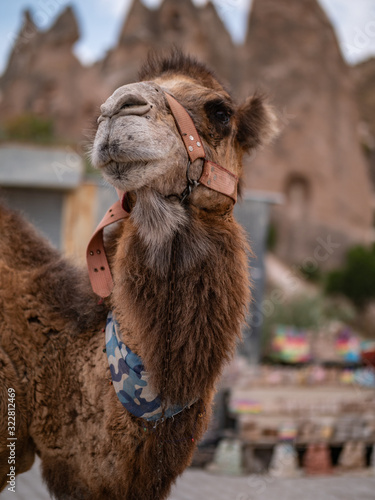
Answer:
270 325 311 363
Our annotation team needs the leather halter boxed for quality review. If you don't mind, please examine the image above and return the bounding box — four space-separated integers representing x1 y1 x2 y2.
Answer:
164 93 238 203
87 92 238 298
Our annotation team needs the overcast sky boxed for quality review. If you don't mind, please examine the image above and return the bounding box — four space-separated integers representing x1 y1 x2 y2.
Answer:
0 0 375 76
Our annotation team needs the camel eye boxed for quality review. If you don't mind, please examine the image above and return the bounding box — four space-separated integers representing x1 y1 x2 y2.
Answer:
215 110 231 125
204 99 233 140
204 99 233 127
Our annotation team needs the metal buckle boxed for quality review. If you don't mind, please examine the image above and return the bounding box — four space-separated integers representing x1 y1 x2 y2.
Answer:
180 160 200 204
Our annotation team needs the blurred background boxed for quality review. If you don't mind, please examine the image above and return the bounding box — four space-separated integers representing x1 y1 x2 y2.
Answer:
1 0 375 498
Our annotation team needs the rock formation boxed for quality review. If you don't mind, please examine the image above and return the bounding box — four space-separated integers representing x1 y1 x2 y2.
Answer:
100 0 236 90
240 0 373 266
0 0 373 266
0 7 107 140
354 57 375 140
353 58 375 187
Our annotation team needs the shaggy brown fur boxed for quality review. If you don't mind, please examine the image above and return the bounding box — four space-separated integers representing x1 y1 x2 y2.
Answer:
0 53 276 499
139 50 225 92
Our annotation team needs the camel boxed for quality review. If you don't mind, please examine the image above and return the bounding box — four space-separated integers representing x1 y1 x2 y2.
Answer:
0 52 277 499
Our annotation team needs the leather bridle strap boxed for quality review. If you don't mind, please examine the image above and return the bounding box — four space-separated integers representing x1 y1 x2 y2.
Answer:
164 93 206 163
87 92 238 298
165 93 238 203
87 195 129 298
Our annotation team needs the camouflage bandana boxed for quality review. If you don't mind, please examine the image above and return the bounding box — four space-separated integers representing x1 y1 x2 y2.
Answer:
105 311 190 422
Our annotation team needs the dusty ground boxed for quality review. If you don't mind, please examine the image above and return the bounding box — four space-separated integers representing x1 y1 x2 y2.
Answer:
1 457 374 500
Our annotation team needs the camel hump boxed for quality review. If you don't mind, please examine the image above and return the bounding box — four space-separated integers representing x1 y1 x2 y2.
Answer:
0 202 108 333
0 200 60 270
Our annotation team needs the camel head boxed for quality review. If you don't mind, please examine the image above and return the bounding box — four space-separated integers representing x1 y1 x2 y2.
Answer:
91 53 277 214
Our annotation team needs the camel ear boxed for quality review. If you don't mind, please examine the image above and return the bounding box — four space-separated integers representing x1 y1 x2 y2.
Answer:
236 94 279 152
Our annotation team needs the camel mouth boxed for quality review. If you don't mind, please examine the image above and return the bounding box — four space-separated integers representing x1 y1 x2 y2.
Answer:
92 138 162 171
103 160 149 175
101 160 150 190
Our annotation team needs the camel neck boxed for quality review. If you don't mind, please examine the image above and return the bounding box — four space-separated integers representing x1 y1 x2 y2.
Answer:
110 205 250 405
105 311 196 420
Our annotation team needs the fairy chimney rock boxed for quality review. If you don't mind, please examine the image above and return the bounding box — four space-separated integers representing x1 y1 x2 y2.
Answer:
353 57 375 189
118 0 154 45
158 0 197 36
241 0 373 265
197 1 237 84
0 6 85 139
354 57 375 140
1 10 39 82
102 0 236 90
42 6 79 47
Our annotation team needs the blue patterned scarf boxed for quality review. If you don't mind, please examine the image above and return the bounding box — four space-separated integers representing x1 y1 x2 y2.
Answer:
105 311 191 422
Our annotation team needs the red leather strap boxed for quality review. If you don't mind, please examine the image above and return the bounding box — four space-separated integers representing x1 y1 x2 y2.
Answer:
200 161 238 203
86 199 129 298
165 93 205 163
165 93 238 202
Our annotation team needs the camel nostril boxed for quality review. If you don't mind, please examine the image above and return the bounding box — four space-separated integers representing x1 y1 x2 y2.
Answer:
99 93 151 119
120 95 148 109
117 94 150 116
